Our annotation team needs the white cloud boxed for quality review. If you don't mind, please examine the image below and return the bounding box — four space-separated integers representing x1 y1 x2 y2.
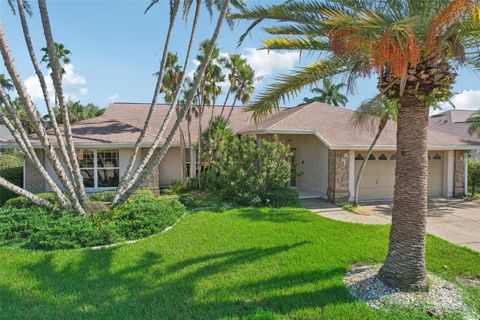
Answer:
241 48 300 79
24 63 88 103
436 90 480 113
107 91 120 102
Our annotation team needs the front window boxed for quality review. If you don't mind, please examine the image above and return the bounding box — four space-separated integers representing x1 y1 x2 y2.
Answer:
77 149 119 189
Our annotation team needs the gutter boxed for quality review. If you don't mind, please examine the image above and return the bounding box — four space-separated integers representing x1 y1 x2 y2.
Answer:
242 128 480 151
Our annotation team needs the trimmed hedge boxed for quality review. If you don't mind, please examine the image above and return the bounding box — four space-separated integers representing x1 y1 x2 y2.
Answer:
0 155 23 205
0 190 186 250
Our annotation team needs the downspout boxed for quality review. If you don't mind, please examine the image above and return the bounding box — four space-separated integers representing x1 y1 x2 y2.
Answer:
464 153 468 196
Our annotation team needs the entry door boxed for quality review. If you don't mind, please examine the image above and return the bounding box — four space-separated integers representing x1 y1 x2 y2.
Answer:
290 148 297 186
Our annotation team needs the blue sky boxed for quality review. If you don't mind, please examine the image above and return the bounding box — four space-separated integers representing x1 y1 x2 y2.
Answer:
1 0 479 116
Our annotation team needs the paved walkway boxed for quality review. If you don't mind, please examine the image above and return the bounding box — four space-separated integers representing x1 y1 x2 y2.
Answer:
301 198 480 252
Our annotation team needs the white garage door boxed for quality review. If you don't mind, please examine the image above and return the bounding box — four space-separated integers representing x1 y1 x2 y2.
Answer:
354 151 444 201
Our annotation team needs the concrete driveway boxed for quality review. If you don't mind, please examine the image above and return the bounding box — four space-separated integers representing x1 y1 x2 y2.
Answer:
301 198 480 252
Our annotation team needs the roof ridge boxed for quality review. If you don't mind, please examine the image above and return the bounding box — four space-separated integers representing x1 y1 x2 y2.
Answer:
265 103 312 129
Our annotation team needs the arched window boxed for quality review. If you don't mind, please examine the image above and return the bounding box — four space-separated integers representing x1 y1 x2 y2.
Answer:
368 154 376 160
433 153 442 160
379 153 388 160
390 153 397 160
355 154 364 160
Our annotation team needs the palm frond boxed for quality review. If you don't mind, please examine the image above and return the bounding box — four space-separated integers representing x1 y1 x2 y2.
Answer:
247 57 355 122
262 37 329 51
468 111 480 137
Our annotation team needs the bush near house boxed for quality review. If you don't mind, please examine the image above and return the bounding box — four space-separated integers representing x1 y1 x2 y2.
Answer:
468 158 480 196
0 190 186 250
0 155 23 205
196 134 298 207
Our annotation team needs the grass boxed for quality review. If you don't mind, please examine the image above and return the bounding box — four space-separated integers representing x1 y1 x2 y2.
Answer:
0 206 479 319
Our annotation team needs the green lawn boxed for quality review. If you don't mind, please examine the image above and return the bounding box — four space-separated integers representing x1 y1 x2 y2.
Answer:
0 207 479 319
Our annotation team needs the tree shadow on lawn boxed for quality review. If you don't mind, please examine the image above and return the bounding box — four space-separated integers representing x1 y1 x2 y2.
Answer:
236 207 316 224
2 241 359 319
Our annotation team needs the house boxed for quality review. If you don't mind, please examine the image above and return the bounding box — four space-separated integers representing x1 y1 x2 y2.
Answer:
430 109 480 160
2 102 479 203
0 125 14 154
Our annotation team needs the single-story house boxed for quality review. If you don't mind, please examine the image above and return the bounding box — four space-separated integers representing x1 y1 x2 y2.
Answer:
0 125 14 154
429 109 480 160
2 102 479 203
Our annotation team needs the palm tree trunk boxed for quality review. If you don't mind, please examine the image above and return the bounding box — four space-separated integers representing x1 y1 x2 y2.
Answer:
38 0 88 207
379 95 429 290
354 116 388 205
226 95 239 123
113 0 231 205
16 0 77 190
0 176 53 208
187 116 194 181
0 96 70 208
116 0 180 192
220 86 232 117
197 107 204 189
0 22 85 215
111 0 203 205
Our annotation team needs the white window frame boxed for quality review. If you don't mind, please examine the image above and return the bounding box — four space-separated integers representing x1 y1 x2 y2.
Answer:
78 149 119 191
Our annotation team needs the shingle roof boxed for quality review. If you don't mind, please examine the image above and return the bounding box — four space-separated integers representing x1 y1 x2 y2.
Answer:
0 125 13 143
3 102 479 149
242 102 479 148
429 110 480 146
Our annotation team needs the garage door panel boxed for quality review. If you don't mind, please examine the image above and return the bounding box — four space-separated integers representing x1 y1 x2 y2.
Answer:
355 151 444 201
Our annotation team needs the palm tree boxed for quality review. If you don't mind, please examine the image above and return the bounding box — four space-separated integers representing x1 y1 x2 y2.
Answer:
112 0 234 205
232 0 480 289
303 79 348 106
219 54 245 116
159 52 188 181
41 42 71 75
352 96 398 205
226 62 256 122
468 110 480 137
0 74 13 91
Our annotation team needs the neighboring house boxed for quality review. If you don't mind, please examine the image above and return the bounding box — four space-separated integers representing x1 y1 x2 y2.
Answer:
0 125 14 154
3 102 480 203
430 109 480 160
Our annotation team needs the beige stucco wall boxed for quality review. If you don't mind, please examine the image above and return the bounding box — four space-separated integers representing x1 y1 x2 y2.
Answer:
273 134 329 198
158 147 183 186
38 147 182 193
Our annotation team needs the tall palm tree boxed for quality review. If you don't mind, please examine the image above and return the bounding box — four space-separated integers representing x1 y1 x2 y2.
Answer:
159 52 188 181
232 0 480 289
303 79 348 106
0 74 13 91
226 62 256 122
352 96 398 205
40 42 71 76
468 110 480 137
219 54 245 116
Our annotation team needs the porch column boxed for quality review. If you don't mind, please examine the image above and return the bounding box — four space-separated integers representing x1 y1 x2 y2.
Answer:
348 150 355 202
327 149 350 204
453 150 470 197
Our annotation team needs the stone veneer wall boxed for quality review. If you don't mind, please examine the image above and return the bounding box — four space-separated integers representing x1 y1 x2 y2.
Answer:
453 150 469 197
24 149 45 193
140 149 160 194
327 150 350 203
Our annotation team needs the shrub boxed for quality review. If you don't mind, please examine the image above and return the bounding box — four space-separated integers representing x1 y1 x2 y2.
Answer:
468 158 480 195
0 155 23 205
89 190 116 203
263 187 300 208
4 192 59 209
201 134 294 206
0 190 186 250
112 191 186 240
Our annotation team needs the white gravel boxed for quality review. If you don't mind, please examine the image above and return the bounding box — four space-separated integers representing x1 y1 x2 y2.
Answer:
344 265 478 319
